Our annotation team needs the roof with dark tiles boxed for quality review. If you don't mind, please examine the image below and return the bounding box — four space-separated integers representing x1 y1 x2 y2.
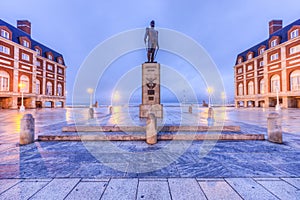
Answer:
0 19 64 64
236 18 300 65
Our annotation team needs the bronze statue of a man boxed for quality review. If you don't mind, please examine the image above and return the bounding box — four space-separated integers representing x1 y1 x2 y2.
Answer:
144 20 159 62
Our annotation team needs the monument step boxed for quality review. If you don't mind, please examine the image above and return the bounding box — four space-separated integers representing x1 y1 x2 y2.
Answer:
38 133 264 141
62 125 241 132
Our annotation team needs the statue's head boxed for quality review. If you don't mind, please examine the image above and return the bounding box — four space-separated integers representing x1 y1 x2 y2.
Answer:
150 20 155 27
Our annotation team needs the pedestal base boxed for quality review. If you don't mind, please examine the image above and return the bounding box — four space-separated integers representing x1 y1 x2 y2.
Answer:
139 104 163 118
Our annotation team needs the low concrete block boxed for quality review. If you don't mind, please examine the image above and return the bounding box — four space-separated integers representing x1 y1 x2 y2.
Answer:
267 112 282 144
20 114 35 145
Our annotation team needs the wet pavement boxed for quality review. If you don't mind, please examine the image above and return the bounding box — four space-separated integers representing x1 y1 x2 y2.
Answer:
0 106 300 199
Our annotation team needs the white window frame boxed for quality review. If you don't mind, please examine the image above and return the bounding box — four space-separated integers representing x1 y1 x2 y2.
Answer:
271 75 280 93
46 81 52 95
35 48 41 56
289 45 300 55
259 61 264 67
57 83 62 96
247 65 253 71
36 60 41 67
36 79 40 94
271 39 277 48
238 58 242 64
237 68 242 74
248 81 254 95
238 83 243 96
259 48 265 55
58 68 63 74
48 54 53 60
247 54 253 60
1 29 10 39
47 64 53 71
0 70 10 91
270 53 279 61
23 40 29 48
259 79 265 94
291 29 299 39
0 45 10 55
290 70 300 91
21 53 30 61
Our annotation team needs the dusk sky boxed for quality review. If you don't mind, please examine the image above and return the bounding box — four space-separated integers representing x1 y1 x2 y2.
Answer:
1 0 300 105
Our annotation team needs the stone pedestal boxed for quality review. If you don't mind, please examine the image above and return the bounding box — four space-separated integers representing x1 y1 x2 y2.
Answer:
139 62 163 118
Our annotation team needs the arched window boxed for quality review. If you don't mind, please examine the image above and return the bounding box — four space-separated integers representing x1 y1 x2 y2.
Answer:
46 81 52 95
259 79 265 94
271 74 280 93
248 81 254 95
57 83 62 96
20 75 29 93
0 70 9 91
238 83 243 96
36 79 40 94
290 70 300 91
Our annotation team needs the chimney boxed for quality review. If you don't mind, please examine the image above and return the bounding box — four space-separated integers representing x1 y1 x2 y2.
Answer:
17 20 31 35
269 20 282 35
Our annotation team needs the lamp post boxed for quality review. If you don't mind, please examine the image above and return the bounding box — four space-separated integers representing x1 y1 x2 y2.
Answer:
221 92 227 106
207 87 213 108
19 83 25 112
87 88 94 108
275 86 281 111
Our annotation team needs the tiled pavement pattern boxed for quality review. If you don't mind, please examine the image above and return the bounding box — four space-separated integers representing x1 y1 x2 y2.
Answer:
0 177 299 200
0 106 300 199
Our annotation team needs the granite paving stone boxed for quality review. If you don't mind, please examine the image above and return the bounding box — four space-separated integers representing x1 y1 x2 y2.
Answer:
168 178 206 200
137 180 171 200
281 177 300 189
257 180 300 200
101 178 138 200
198 180 242 200
65 181 108 200
0 180 48 200
225 178 277 200
30 178 80 200
0 179 20 194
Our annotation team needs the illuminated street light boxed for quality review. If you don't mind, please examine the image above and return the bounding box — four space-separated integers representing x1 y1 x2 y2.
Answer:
207 87 213 108
19 83 25 112
87 88 94 108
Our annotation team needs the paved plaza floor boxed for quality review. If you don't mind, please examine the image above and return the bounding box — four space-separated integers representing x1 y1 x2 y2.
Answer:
0 106 299 199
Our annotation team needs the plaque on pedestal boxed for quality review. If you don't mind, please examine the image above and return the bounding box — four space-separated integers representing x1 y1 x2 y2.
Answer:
139 62 163 118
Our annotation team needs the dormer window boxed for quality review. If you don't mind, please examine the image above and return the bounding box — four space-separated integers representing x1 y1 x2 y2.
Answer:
58 59 63 64
1 29 10 39
23 40 29 48
291 29 299 39
48 54 52 60
35 48 41 56
259 48 265 55
238 57 242 64
271 39 277 47
248 54 253 60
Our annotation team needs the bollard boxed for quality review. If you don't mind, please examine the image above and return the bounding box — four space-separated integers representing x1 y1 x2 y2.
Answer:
267 112 282 143
188 105 192 113
20 114 35 145
207 107 215 126
88 108 94 119
146 113 157 144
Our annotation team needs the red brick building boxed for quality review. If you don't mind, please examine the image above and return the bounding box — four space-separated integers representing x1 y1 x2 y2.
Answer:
234 19 300 108
0 19 67 109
